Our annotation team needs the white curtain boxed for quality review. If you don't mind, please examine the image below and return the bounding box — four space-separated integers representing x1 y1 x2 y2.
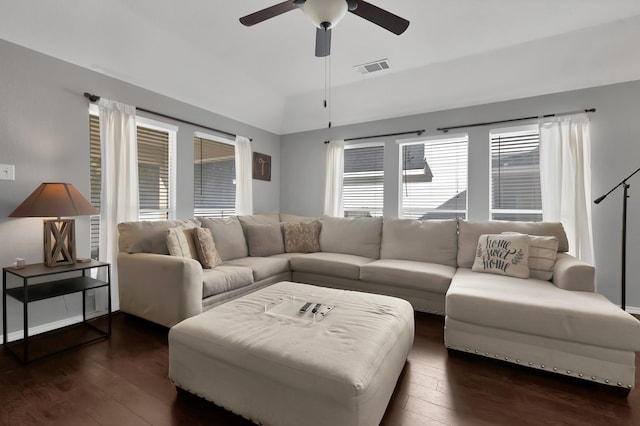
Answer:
539 113 594 265
324 140 345 217
98 98 139 312
235 135 253 215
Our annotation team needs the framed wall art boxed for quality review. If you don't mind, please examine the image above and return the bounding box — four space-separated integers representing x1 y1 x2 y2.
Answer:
253 152 271 181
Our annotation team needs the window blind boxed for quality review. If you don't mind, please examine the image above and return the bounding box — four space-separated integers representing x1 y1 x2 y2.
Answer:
194 136 236 218
490 129 542 221
400 136 468 220
89 114 101 260
342 145 384 217
137 126 171 221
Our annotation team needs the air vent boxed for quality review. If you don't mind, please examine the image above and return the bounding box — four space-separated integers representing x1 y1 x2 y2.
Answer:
354 59 391 75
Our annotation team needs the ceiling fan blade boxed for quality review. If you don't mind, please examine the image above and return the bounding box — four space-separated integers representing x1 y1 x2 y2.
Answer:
239 1 300 27
349 1 409 35
315 27 332 57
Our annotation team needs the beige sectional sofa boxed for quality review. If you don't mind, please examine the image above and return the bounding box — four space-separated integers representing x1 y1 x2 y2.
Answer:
117 214 640 389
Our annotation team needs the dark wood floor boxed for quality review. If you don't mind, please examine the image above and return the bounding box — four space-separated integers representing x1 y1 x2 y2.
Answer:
1 312 639 425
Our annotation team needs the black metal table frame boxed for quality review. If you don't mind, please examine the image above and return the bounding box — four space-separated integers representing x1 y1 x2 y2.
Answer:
2 261 111 363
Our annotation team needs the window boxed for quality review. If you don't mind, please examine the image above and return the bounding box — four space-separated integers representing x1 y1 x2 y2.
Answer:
490 126 542 221
399 135 468 220
194 134 236 218
342 143 384 217
89 111 177 259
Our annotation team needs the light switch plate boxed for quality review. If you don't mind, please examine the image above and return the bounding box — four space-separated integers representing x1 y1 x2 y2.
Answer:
0 164 15 180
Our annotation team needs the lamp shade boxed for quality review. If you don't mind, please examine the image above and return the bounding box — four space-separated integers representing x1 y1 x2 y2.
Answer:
9 182 98 218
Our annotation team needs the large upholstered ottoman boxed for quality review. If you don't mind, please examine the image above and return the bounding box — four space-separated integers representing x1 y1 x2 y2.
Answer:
169 281 414 426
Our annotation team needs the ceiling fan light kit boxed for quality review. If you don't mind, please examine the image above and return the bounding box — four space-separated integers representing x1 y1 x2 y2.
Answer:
301 0 348 29
240 0 409 57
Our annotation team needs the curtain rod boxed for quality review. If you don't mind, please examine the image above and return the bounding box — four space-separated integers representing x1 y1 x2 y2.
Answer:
83 92 252 141
324 129 425 144
436 108 596 133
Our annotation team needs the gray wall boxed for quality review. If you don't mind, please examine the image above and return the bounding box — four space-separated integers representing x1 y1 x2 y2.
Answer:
0 39 280 338
280 80 640 311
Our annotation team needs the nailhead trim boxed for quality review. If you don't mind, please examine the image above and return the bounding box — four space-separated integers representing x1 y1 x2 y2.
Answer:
447 346 631 388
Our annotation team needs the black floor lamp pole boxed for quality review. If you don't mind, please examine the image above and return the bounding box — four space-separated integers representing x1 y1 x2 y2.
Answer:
594 167 640 311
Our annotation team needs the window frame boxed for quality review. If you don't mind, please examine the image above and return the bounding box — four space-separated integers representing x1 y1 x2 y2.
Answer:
136 115 178 222
489 124 542 222
397 133 469 220
342 141 385 218
193 131 237 219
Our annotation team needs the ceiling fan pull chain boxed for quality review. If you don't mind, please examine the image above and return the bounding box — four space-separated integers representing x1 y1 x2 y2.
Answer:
328 53 332 128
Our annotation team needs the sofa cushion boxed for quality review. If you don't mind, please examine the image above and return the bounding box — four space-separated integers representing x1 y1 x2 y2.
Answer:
472 234 530 279
118 219 199 254
283 221 321 253
503 232 559 281
202 265 254 298
319 216 382 259
290 252 374 280
193 227 223 269
166 226 199 259
447 268 640 351
198 216 248 261
245 223 285 257
458 220 569 268
380 218 457 267
238 214 281 228
279 213 317 223
360 259 456 294
224 256 291 281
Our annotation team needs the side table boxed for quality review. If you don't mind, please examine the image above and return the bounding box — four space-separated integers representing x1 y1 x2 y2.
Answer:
2 260 111 363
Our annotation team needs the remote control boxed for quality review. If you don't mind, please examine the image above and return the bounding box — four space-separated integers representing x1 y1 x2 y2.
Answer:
318 305 334 316
299 302 312 314
312 303 322 314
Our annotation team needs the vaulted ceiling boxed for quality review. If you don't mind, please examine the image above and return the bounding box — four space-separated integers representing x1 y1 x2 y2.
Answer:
2 1 640 134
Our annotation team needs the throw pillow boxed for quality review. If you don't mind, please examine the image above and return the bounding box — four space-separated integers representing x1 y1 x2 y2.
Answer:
166 226 198 259
198 216 248 260
193 227 223 269
472 233 530 278
284 221 321 253
503 232 559 281
245 223 285 257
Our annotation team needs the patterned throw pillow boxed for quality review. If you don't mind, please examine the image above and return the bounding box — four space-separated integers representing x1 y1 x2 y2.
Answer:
166 226 198 259
283 221 321 253
193 227 223 269
502 232 559 280
472 233 530 278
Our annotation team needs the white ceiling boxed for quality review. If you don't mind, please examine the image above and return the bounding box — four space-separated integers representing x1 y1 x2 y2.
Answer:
2 1 640 135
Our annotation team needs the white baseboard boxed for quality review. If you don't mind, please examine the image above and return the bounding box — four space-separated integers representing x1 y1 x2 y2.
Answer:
0 303 119 344
0 314 84 343
625 306 640 314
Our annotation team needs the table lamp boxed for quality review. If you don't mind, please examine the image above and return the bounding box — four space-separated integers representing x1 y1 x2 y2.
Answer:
9 182 99 266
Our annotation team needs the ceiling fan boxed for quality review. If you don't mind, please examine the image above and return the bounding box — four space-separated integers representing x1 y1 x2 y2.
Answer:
239 0 410 57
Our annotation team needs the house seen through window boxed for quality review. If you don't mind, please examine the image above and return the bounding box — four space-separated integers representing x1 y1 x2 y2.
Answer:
399 135 468 219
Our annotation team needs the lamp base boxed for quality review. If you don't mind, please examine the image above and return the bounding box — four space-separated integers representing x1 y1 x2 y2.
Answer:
44 218 76 266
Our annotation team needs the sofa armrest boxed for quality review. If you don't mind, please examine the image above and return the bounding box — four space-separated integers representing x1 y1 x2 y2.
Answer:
118 252 204 327
552 252 595 292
